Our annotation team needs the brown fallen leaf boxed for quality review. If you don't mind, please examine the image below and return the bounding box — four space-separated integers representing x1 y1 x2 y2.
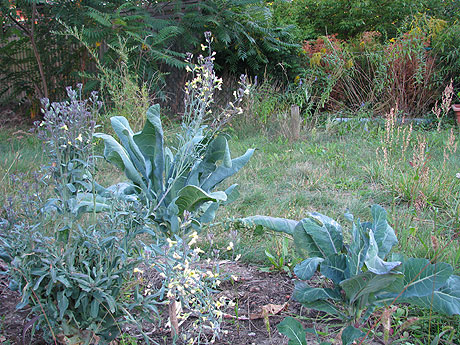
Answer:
222 302 288 321
249 302 288 320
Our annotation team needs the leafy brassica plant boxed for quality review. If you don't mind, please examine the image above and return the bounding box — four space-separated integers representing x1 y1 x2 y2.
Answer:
95 104 253 237
95 34 253 237
242 205 460 345
35 85 110 221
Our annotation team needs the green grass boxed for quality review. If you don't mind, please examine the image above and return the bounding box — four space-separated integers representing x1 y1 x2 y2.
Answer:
209 123 460 273
0 128 45 177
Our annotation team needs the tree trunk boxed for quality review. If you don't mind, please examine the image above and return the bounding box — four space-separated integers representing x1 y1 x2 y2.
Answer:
30 2 48 100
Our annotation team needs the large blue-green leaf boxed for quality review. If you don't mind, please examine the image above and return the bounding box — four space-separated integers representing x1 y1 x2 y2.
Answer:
203 135 231 167
321 254 347 284
156 202 180 234
402 275 460 316
342 326 365 345
133 104 165 195
277 317 308 345
221 184 240 205
398 258 453 299
345 220 369 278
294 281 341 303
175 185 226 217
110 116 147 181
293 219 321 258
299 213 343 259
299 299 343 317
186 135 227 187
241 216 298 235
367 205 398 259
69 193 111 216
340 271 403 304
294 257 324 280
200 148 254 191
364 230 401 275
198 202 219 225
94 133 148 193
199 184 239 224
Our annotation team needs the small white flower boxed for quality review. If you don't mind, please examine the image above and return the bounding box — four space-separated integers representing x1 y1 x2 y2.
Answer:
201 44 207 51
226 241 234 251
133 267 144 274
194 247 204 255
167 238 177 247
456 173 460 179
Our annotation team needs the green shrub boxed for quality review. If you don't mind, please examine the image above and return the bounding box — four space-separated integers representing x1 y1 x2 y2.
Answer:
180 0 303 79
432 23 460 88
268 0 459 41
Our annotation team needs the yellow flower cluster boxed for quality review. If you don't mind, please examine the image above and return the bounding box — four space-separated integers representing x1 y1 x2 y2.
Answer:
159 232 234 343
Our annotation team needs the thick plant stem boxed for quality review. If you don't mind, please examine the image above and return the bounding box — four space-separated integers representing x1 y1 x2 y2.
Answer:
169 298 179 338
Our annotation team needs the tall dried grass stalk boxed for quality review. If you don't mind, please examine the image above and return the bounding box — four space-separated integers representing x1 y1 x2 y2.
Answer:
443 128 458 168
432 80 454 131
379 105 412 173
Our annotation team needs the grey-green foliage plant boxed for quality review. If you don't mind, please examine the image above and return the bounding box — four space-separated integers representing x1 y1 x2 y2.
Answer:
242 205 460 345
0 85 159 344
34 85 111 243
96 104 253 237
0 199 158 344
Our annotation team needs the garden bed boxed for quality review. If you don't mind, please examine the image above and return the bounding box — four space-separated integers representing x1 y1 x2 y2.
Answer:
0 259 387 345
0 259 298 344
1 258 400 345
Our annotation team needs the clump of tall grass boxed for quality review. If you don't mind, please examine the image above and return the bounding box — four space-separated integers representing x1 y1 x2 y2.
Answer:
375 106 459 212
